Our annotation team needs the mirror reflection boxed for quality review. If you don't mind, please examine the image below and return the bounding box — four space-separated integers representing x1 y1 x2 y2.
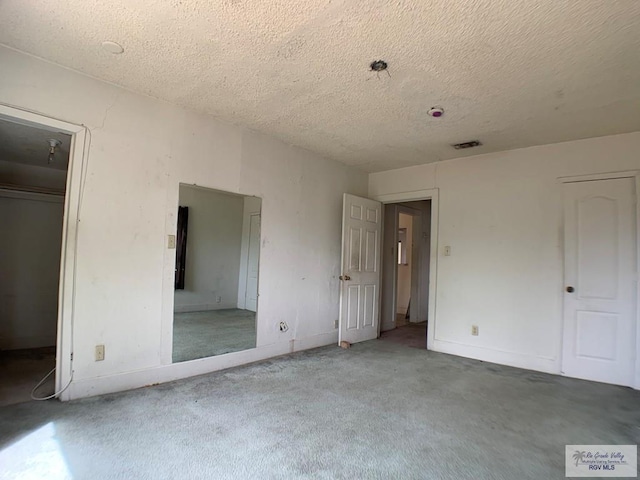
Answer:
173 185 261 362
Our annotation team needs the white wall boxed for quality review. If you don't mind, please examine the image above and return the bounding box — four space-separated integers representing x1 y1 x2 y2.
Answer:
0 46 367 399
380 204 398 332
0 159 67 191
400 200 431 323
174 186 244 312
370 131 640 374
396 213 412 315
0 191 63 349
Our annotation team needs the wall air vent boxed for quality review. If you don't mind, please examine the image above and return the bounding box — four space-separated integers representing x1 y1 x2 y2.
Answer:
452 140 482 150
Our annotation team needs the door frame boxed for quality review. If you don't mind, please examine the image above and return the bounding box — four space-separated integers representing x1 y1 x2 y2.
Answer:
244 212 261 311
373 189 439 350
0 103 87 401
237 199 262 311
558 170 640 389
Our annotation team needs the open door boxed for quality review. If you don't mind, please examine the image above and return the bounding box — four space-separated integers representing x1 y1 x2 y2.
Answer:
338 193 382 345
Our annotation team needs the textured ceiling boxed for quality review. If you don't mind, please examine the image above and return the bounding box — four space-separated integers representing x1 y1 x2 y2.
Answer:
0 119 71 170
1 0 639 172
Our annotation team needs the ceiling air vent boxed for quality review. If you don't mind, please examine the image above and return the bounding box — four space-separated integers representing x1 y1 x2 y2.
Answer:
452 140 482 150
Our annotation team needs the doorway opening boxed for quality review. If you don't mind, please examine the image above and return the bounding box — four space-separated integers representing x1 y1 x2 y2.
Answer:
0 117 70 406
380 200 432 349
337 190 437 349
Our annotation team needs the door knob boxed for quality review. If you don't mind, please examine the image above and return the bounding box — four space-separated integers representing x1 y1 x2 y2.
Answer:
566 286 575 293
339 275 351 281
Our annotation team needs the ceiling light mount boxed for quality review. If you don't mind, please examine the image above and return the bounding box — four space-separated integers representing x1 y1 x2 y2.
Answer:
102 41 124 54
427 106 444 118
370 60 388 72
47 138 62 164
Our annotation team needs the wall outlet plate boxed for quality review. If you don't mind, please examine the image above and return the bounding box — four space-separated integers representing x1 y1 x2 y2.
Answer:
471 325 479 336
279 321 289 332
95 344 105 361
168 235 176 249
334 319 339 329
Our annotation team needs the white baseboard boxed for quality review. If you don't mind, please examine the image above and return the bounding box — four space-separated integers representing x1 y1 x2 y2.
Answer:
380 321 395 332
173 303 237 313
432 339 559 374
292 331 338 351
65 330 340 401
67 341 291 400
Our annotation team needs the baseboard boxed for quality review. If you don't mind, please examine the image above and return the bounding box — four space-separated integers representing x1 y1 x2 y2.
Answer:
65 331 340 401
432 339 559 375
292 331 338 351
380 321 395 332
173 303 237 313
67 341 291 400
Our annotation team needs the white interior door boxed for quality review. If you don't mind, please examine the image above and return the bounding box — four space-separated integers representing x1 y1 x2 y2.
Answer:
562 177 637 386
339 194 382 344
244 213 260 312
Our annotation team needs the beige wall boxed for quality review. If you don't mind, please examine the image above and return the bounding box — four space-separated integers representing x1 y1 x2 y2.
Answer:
0 192 64 349
173 186 244 312
0 45 368 399
370 131 640 376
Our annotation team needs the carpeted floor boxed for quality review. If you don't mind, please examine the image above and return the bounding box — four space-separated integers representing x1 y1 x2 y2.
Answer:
0 347 56 407
1 339 639 479
380 322 427 349
172 309 256 362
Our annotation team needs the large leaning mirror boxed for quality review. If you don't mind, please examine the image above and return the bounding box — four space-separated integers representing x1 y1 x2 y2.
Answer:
172 184 261 362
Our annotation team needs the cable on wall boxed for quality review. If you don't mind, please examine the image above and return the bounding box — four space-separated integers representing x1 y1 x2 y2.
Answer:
31 368 74 401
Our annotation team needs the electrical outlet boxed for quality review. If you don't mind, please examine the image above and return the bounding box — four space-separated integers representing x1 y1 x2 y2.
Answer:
334 319 339 329
444 246 451 256
168 235 176 249
471 325 479 336
216 296 222 304
95 344 105 361
279 321 289 332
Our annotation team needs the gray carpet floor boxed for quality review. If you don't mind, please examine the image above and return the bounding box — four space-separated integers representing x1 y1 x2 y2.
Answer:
1 337 639 479
172 309 256 362
0 347 56 407
380 322 427 349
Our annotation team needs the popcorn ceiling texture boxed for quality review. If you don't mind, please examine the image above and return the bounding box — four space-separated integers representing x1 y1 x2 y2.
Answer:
1 0 639 172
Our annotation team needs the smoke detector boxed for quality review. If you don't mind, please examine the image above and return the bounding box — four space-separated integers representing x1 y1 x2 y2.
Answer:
427 107 444 118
